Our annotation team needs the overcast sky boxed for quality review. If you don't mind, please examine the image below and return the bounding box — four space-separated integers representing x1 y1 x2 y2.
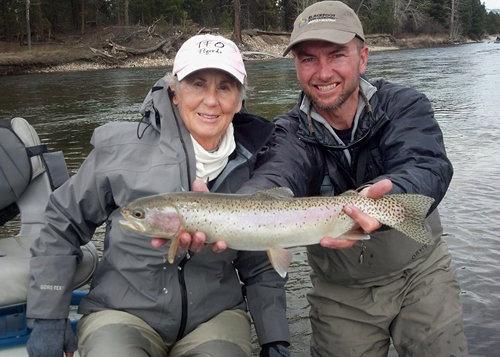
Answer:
483 0 500 9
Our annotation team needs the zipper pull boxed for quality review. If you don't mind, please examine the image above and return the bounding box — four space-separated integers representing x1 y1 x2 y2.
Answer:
358 243 366 264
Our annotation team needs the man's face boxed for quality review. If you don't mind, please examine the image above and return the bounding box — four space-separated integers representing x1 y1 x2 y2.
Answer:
293 39 368 124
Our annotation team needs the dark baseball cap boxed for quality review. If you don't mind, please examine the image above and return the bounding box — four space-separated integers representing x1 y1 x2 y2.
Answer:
283 1 365 56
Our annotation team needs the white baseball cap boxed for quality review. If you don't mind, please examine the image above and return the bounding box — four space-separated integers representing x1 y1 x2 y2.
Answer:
172 34 246 84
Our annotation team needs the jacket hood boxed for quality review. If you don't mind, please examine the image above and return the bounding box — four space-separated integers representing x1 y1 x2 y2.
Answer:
139 76 173 133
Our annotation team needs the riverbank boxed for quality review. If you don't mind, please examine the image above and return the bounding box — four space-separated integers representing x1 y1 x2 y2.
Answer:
0 27 488 76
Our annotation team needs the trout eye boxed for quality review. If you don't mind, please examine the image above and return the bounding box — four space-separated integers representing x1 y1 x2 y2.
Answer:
132 209 145 219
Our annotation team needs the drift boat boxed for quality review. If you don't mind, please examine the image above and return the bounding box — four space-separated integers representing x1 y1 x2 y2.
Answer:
0 117 98 356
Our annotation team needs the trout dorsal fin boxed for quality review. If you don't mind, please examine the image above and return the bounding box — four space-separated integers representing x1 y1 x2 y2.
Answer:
252 187 294 200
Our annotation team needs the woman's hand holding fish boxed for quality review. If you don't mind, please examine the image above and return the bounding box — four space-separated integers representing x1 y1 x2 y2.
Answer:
150 230 208 252
319 179 393 249
178 230 227 253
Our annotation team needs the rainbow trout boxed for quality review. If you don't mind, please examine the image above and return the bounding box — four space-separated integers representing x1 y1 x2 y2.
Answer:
119 188 434 277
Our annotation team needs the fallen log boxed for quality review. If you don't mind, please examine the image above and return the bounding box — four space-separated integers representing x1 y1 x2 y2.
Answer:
255 30 290 36
244 29 290 36
197 27 220 34
108 38 170 55
90 47 113 58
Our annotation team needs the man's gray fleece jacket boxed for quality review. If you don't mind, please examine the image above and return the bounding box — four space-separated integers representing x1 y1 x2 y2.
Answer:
27 77 290 346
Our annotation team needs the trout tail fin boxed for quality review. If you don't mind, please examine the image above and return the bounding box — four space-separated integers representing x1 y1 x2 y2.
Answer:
378 194 435 245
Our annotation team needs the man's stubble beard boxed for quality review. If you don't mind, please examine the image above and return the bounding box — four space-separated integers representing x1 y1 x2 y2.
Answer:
304 78 359 112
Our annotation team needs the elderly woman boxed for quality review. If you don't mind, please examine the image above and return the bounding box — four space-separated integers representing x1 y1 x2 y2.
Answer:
26 35 290 357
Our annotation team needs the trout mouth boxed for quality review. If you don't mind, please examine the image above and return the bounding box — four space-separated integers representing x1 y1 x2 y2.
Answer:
118 218 146 233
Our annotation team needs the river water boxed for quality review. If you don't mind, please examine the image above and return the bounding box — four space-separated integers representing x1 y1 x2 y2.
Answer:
1 42 499 356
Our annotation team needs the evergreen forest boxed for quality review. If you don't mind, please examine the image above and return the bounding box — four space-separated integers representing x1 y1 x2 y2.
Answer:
2 0 500 46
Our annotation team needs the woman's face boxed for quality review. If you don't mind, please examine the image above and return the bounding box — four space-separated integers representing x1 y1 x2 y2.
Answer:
173 69 242 150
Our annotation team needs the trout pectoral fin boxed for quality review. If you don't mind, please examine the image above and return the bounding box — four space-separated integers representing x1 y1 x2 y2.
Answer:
167 237 180 264
267 248 292 278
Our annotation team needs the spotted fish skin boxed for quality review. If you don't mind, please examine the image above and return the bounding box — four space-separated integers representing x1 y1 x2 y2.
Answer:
119 188 434 277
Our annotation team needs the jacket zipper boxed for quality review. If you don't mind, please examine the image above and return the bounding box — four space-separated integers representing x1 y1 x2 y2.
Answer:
169 88 193 189
175 251 192 341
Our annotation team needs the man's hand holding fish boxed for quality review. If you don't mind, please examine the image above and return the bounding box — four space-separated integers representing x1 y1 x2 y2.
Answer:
319 179 392 249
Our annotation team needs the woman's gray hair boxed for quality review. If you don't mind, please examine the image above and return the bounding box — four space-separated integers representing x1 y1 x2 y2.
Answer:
165 72 247 101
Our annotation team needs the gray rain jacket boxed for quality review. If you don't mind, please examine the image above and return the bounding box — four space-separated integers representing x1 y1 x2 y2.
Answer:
27 77 290 346
240 77 453 287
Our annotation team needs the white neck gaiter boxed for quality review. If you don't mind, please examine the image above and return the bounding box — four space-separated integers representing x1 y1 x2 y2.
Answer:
191 123 236 183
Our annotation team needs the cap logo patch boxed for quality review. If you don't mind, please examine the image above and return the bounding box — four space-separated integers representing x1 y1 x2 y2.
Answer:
196 39 225 56
299 13 337 28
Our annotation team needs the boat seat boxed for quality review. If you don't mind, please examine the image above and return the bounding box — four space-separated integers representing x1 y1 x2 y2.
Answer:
0 117 98 307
